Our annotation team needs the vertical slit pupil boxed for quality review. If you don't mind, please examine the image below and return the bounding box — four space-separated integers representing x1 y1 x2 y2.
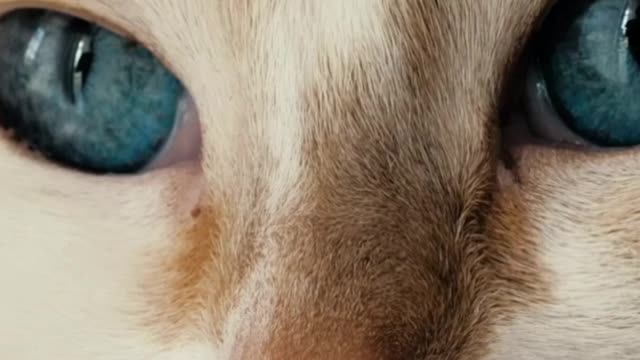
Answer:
76 51 93 84
627 5 640 62
66 18 94 103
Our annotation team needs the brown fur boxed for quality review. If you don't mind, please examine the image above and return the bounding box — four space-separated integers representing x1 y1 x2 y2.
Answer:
146 0 553 357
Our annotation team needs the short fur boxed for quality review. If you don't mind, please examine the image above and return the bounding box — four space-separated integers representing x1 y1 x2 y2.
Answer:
1 0 639 359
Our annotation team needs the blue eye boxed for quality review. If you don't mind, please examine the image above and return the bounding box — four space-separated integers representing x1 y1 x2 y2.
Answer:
530 0 640 147
0 10 185 173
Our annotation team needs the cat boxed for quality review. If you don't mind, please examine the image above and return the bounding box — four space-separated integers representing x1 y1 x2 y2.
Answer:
1 0 639 359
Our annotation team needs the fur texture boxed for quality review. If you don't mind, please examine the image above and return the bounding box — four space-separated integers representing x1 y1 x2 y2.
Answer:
1 0 639 359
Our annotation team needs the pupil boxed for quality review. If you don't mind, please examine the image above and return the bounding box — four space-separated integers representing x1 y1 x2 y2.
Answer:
68 34 93 103
75 50 93 83
66 18 93 103
627 5 640 61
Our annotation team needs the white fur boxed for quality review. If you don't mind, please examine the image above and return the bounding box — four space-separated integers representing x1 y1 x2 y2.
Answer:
490 156 640 360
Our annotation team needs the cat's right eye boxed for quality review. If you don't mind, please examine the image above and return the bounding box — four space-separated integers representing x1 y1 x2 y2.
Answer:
0 9 198 174
525 0 640 148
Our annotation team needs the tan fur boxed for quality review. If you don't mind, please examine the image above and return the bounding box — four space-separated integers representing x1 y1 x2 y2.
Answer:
0 0 639 359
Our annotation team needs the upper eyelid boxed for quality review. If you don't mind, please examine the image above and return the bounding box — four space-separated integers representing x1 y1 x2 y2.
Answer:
0 1 146 50
531 0 563 33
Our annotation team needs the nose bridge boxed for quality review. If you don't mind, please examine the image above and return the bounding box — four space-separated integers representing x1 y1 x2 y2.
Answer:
231 338 378 360
219 2 500 355
221 94 472 360
225 250 383 360
223 187 447 360
221 91 491 360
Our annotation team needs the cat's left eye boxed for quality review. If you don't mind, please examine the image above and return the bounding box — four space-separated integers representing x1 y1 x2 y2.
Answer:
525 0 640 148
0 9 199 174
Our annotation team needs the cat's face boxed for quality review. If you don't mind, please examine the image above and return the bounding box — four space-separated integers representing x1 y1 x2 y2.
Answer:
1 0 640 359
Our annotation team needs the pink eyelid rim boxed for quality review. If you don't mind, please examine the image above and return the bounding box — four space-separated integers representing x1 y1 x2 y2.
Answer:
144 93 202 171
